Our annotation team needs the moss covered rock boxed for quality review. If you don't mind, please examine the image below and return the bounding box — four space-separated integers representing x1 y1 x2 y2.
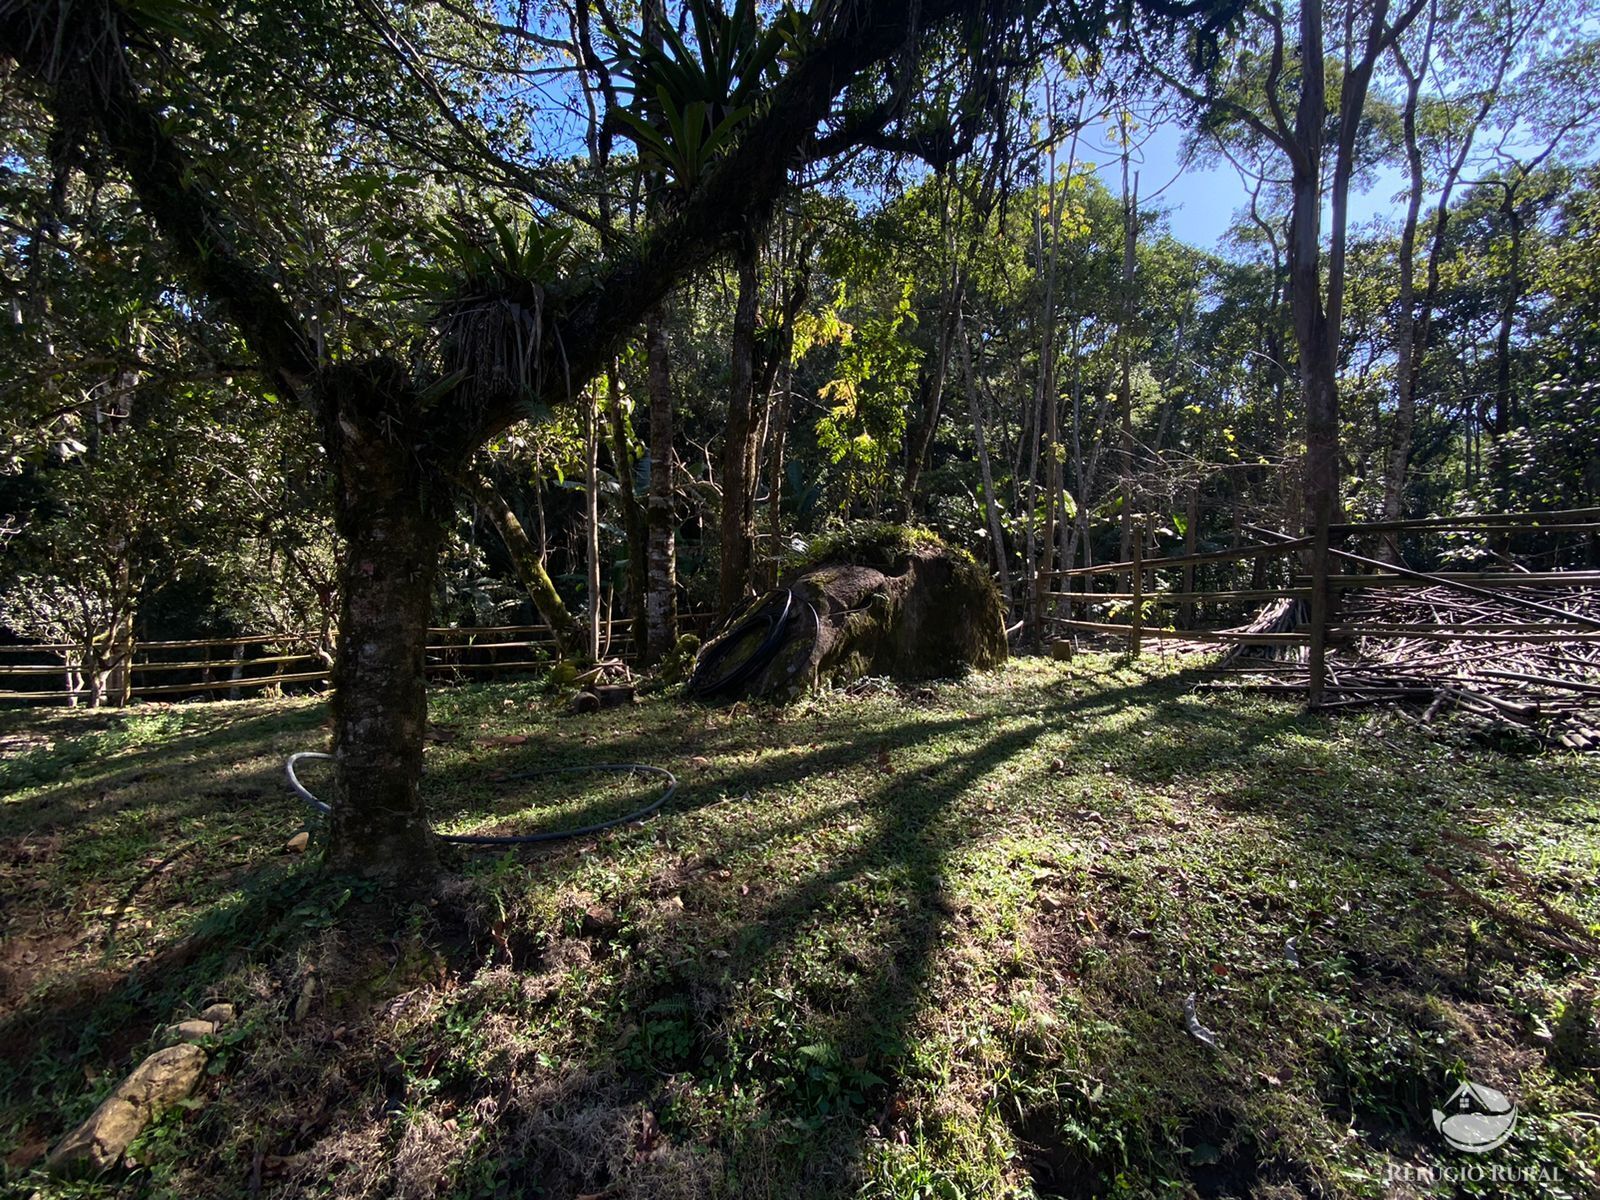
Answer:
689 525 1006 702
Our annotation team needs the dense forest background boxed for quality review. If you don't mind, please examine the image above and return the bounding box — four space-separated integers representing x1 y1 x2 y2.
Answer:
3 0 1597 677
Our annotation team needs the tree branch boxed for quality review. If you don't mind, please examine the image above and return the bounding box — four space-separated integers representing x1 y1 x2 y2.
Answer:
0 2 316 406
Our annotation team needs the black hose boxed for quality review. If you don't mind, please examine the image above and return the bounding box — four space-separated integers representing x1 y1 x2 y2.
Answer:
688 588 796 699
285 752 676 845
782 598 823 687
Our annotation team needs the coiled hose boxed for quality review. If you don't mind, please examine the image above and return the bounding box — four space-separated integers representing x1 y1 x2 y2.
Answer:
689 587 810 699
286 752 676 845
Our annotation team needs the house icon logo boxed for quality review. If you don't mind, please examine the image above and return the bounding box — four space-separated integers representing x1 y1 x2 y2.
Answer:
1432 1081 1517 1154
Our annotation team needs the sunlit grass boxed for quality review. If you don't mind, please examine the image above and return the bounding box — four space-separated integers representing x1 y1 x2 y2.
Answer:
2 657 1597 1198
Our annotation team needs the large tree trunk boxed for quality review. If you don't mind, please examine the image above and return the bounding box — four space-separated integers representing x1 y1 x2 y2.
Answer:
1299 336 1342 532
718 235 761 615
465 472 578 657
1286 0 1336 706
1287 0 1340 537
644 308 678 663
1290 0 1413 545
322 369 445 878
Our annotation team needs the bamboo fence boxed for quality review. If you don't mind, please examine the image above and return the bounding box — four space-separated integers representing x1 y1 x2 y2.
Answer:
0 613 719 706
1036 508 1600 748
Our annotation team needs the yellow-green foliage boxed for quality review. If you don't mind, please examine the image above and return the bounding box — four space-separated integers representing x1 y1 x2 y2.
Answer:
659 633 702 687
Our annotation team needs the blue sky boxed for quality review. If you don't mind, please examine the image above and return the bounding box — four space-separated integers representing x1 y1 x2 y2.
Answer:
1078 121 1408 253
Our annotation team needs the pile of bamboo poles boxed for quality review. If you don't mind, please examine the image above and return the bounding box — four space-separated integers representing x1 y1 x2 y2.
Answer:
1211 583 1600 751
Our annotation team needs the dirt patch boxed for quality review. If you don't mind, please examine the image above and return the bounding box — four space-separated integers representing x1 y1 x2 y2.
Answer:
3 1123 49 1172
0 928 82 1018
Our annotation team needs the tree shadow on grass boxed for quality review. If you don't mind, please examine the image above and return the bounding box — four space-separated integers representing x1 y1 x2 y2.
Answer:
0 701 328 840
448 715 1056 1198
7 663 1592 1197
0 708 328 1010
438 663 1600 1198
418 666 1241 1196
0 862 342 1171
0 700 345 1177
990 665 1600 1196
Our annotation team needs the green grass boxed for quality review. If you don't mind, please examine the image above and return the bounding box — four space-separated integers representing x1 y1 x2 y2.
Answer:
1 656 1598 1198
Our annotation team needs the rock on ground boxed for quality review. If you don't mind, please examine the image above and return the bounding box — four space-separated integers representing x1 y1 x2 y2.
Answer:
46 1042 207 1176
690 526 1007 703
161 1001 236 1045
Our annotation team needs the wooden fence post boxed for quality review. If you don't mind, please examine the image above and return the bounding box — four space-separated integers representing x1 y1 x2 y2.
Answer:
1130 518 1144 657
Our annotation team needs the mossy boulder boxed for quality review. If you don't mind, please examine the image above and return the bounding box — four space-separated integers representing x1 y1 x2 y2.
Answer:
689 525 1006 702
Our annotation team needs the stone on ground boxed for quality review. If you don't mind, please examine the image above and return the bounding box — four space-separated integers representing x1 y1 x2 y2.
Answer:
46 1042 207 1176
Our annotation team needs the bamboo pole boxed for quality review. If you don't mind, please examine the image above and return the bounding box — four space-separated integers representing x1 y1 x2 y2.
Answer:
1048 535 1313 579
1052 619 1310 644
1328 507 1600 533
1341 627 1600 643
1328 548 1600 629
1249 526 1600 630
1045 587 1312 604
1320 570 1600 589
426 624 556 636
126 670 331 697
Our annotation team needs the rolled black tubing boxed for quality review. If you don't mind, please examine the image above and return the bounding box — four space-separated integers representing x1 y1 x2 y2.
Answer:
692 588 795 698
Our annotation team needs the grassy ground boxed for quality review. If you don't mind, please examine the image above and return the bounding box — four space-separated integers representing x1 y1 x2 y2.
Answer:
1 654 1597 1199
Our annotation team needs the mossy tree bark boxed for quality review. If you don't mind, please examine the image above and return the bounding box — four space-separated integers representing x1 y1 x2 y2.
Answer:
322 366 446 878
464 472 578 658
